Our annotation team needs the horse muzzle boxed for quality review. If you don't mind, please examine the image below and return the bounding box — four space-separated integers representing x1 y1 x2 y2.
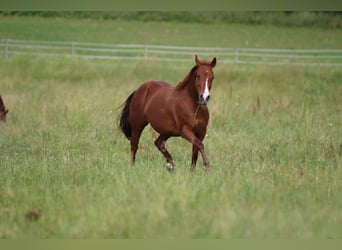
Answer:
199 93 210 105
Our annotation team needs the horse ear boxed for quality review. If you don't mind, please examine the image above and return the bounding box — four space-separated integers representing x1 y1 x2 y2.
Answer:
211 57 217 68
195 55 201 66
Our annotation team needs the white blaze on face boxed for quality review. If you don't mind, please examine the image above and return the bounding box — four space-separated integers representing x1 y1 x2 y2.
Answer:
202 77 210 101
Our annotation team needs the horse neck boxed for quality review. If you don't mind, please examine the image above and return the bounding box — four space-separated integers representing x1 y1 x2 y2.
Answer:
175 75 198 104
175 65 197 88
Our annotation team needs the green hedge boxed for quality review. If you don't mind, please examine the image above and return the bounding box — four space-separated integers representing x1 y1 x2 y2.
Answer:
1 11 341 29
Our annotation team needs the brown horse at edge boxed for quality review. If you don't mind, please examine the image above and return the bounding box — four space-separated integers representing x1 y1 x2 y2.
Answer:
0 95 9 123
119 55 216 172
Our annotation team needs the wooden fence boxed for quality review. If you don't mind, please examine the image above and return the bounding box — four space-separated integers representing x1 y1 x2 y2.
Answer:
1 38 342 67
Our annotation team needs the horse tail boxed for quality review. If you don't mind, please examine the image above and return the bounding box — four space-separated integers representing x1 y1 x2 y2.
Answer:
118 91 135 140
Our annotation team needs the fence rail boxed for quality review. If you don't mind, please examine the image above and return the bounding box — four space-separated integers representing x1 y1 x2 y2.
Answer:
1 38 342 67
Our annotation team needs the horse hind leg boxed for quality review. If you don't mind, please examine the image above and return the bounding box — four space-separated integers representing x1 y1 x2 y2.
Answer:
154 135 174 171
130 124 147 165
130 131 140 165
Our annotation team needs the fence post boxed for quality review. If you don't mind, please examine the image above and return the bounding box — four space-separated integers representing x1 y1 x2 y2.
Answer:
144 45 148 59
4 39 9 59
234 48 239 69
71 42 75 57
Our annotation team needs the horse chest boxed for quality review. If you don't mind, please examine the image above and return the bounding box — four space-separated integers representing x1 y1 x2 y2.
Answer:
191 107 209 131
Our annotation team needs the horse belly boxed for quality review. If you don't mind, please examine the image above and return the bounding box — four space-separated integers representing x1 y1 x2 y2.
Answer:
144 85 178 135
150 116 178 136
146 104 178 135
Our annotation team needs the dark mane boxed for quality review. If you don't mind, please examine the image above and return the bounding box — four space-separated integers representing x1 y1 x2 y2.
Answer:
175 65 198 90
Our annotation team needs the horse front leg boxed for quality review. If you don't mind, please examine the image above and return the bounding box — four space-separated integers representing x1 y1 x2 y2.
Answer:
191 145 199 171
191 131 206 171
181 127 210 173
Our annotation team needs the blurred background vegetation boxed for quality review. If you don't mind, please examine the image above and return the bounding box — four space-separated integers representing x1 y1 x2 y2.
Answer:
1 11 341 29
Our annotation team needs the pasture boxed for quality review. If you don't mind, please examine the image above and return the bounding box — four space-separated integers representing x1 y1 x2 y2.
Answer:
0 15 341 238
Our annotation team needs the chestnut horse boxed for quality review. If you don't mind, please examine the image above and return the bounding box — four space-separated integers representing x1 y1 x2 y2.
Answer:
0 95 9 123
119 55 216 172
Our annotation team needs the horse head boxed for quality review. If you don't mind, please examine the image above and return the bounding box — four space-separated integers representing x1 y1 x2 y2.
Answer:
194 55 216 105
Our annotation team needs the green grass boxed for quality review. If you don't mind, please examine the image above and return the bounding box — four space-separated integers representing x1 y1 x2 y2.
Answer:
1 16 342 48
3 11 342 29
0 16 341 238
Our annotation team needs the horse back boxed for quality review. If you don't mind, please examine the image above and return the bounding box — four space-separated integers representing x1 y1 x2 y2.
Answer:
130 80 173 114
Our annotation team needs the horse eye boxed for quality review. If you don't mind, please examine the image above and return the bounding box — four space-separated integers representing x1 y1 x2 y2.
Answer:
196 75 200 79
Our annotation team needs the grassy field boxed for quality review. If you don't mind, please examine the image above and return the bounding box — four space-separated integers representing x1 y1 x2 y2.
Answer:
0 16 341 238
1 15 342 48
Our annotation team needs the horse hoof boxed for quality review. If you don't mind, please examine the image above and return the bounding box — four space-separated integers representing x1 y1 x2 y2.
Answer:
166 162 174 172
